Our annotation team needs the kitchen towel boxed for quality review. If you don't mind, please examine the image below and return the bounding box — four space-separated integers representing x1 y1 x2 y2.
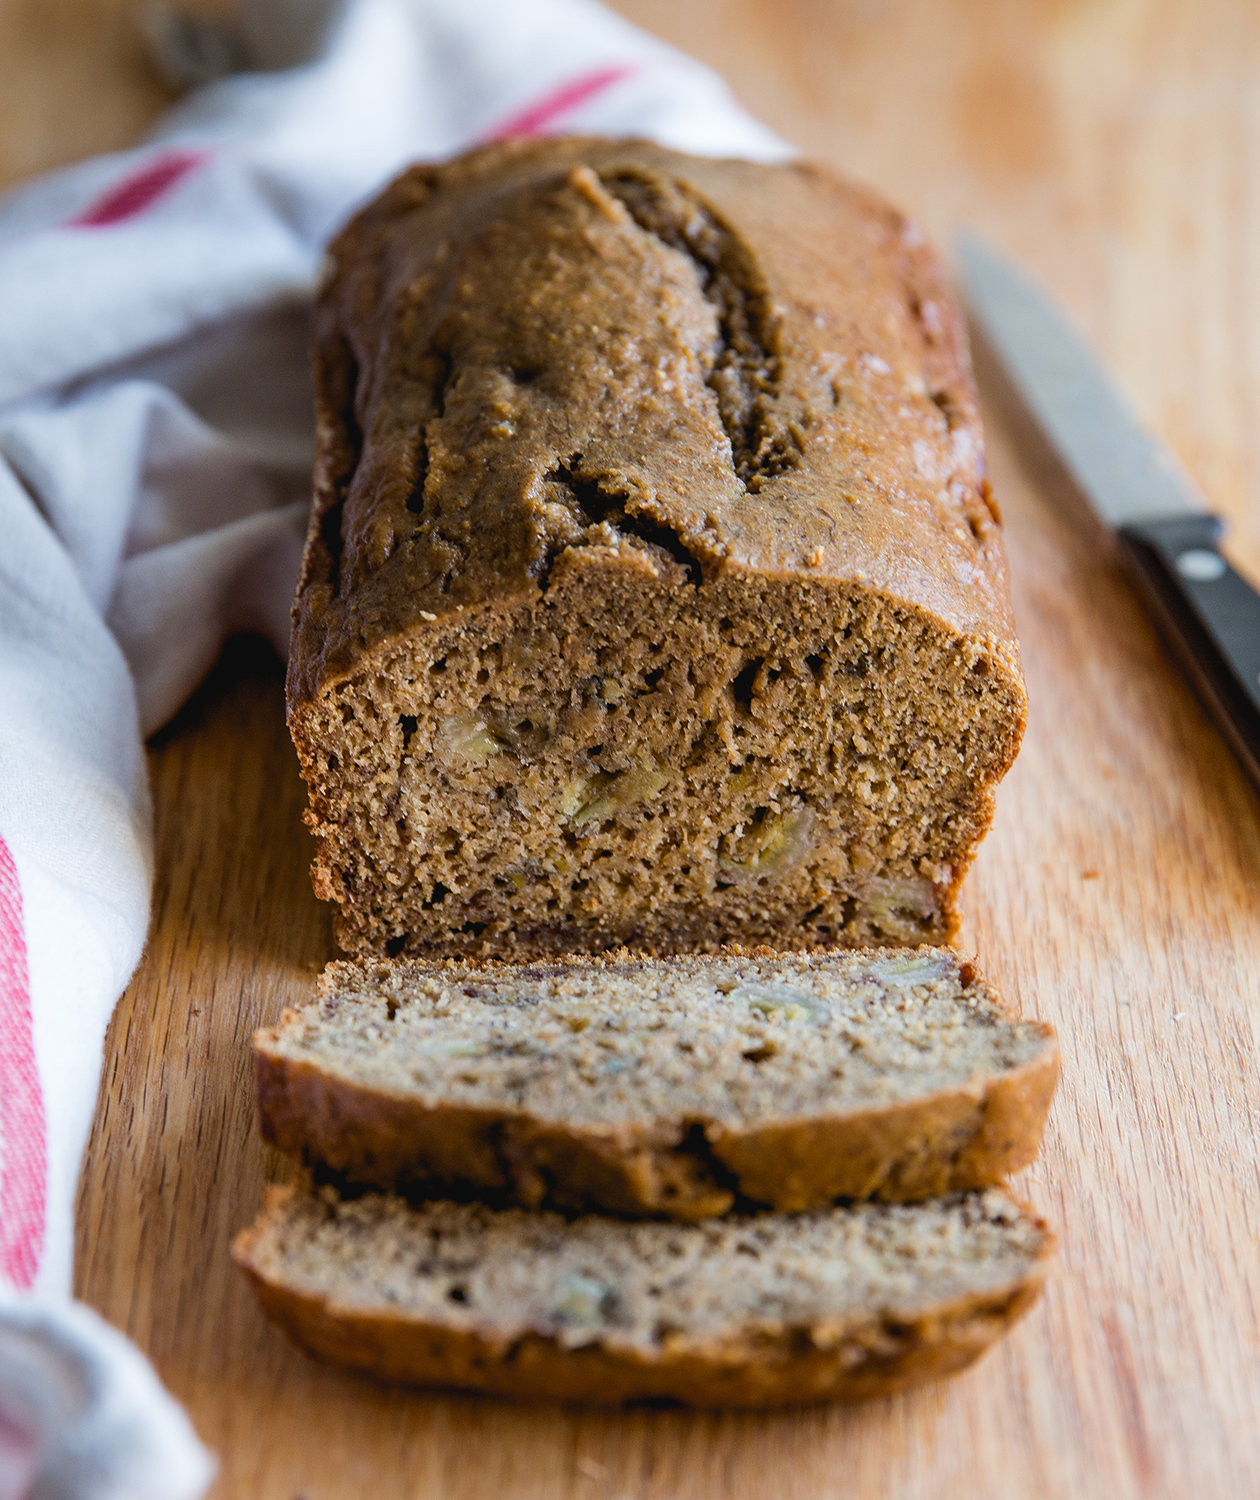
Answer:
0 0 786 1494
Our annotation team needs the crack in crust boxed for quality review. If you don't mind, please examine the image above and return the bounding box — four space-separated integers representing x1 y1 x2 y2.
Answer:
537 457 704 587
307 330 361 601
599 168 803 491
404 350 453 519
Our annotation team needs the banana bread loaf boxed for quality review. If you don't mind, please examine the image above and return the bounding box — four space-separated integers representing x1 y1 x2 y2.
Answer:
233 1181 1050 1407
256 948 1057 1216
289 137 1026 958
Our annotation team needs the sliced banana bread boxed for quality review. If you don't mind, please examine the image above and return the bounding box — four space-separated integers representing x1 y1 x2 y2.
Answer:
233 1181 1050 1407
255 948 1057 1217
289 136 1026 959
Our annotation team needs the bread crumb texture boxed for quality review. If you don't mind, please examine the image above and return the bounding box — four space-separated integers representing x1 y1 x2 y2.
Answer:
256 948 1058 1214
233 1182 1050 1406
274 949 1048 1122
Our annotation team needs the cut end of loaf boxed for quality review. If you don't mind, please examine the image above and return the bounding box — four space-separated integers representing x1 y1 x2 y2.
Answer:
293 568 1024 959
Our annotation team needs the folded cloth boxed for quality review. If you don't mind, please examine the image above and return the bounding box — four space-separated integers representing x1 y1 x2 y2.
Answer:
0 1290 213 1500
0 0 787 1493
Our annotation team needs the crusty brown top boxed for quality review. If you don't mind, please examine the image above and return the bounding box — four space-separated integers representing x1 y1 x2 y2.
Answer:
291 137 1017 705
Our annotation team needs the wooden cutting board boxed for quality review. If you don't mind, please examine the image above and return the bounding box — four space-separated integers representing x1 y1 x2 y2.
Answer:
4 1 1257 1495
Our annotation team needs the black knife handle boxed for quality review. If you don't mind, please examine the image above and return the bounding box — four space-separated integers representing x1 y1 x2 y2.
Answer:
1116 513 1260 790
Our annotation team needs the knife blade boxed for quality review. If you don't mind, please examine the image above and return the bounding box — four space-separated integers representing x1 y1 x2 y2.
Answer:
958 233 1260 792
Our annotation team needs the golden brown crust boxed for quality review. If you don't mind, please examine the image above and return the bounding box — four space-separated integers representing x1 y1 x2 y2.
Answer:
231 1186 1051 1408
290 136 1020 706
254 1036 1059 1218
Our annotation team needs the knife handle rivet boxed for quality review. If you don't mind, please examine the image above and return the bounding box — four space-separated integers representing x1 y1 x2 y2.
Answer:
1175 548 1227 582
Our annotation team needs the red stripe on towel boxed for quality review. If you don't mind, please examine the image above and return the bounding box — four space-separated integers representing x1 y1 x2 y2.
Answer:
0 837 45 1289
69 148 206 228
485 63 638 140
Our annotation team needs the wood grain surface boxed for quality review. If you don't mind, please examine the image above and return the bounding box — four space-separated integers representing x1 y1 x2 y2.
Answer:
2 1 1257 1495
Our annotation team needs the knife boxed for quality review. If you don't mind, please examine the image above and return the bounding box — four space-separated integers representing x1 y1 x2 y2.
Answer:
958 233 1260 792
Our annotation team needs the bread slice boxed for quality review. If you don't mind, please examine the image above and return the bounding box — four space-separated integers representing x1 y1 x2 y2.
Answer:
233 1181 1050 1407
289 138 1027 960
255 948 1057 1217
